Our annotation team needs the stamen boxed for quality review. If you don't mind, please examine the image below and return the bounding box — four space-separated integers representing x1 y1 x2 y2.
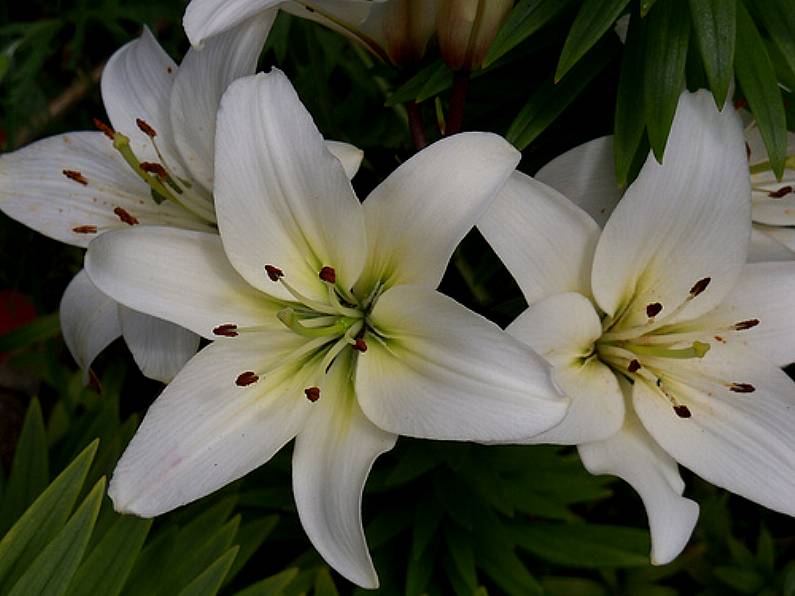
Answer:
734 319 759 331
353 338 368 352
625 340 710 359
136 118 157 138
213 324 238 337
265 265 284 281
93 118 115 140
673 405 692 418
304 386 321 402
729 383 755 393
113 207 139 226
72 225 97 234
235 371 259 386
63 170 88 185
689 277 711 297
768 186 792 198
319 266 336 284
646 303 662 318
140 162 168 179
627 359 641 373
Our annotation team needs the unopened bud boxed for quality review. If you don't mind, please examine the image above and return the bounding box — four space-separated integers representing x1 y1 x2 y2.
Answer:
437 0 513 70
380 0 437 67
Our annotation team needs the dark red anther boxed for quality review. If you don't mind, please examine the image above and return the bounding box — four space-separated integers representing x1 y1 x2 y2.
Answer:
690 277 711 297
63 169 88 185
113 207 139 226
213 324 239 337
729 383 755 393
646 302 662 318
768 186 793 198
627 359 641 373
745 142 751 161
353 338 368 353
734 98 748 111
304 386 321 402
734 319 760 331
72 225 97 234
235 371 259 386
136 118 157 137
673 405 692 418
140 162 168 179
319 266 336 284
265 265 284 281
93 118 115 140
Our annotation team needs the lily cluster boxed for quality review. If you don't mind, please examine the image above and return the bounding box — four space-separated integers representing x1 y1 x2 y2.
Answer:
1 0 795 590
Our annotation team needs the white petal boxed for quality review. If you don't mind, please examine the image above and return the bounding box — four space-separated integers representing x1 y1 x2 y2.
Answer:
748 226 795 263
506 294 624 444
579 400 699 565
357 285 567 442
171 12 275 192
59 270 122 382
0 132 210 248
591 90 750 327
214 70 367 302
633 342 795 518
85 226 281 339
109 334 314 516
357 132 519 293
101 28 182 170
183 0 282 48
325 141 364 179
293 354 396 589
752 194 795 226
119 307 200 383
478 171 600 303
534 136 622 227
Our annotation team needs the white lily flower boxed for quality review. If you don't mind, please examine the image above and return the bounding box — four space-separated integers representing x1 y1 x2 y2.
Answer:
83 69 566 588
0 23 362 383
479 90 795 566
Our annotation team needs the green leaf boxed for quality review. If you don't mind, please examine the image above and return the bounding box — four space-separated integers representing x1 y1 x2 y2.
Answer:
0 440 97 590
641 0 659 16
124 525 179 596
735 0 787 178
223 516 279 585
477 547 542 595
445 525 477 590
66 515 152 596
643 0 690 161
385 61 452 107
177 547 239 596
713 566 765 594
688 0 736 107
541 576 608 596
234 568 299 596
757 527 775 572
753 0 795 83
507 38 618 150
0 397 49 535
484 0 575 67
8 478 105 596
554 0 630 81
313 568 339 596
0 312 59 352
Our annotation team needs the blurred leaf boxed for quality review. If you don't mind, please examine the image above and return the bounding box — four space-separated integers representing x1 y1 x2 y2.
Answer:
688 0 736 107
8 478 105 596
0 397 48 535
541 576 608 596
386 60 452 107
366 506 412 549
477 546 542 595
0 312 59 352
757 527 775 573
735 0 787 178
555 0 630 81
445 524 477 590
643 0 690 161
713 566 765 594
177 547 239 596
313 568 339 596
234 568 300 596
753 0 795 82
224 516 279 585
124 525 179 596
484 0 575 67
0 440 97 591
640 0 659 16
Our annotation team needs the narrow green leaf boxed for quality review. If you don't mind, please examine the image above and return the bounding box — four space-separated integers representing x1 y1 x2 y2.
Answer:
385 61 450 107
641 0 659 16
176 547 239 596
123 525 179 596
555 0 630 81
0 312 60 352
0 440 97 590
757 527 775 572
688 0 736 107
175 496 238 548
8 478 105 596
66 515 153 596
406 546 436 596
484 0 575 67
508 39 618 150
713 566 765 594
233 568 299 596
0 397 49 535
313 568 339 596
223 516 279 585
444 525 477 590
478 548 542 595
735 0 787 177
643 0 690 161
753 0 795 82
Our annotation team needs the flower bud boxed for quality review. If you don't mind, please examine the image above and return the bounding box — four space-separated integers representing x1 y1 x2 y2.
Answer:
380 0 438 67
437 0 513 70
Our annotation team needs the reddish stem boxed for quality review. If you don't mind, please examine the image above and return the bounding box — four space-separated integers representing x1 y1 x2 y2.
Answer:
445 70 470 135
406 100 427 151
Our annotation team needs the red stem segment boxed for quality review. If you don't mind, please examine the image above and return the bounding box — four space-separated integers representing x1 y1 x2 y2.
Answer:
406 100 427 151
445 70 470 136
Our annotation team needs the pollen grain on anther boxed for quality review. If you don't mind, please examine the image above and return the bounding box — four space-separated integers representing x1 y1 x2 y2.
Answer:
319 266 336 283
140 162 168 179
93 118 115 140
265 265 284 281
627 359 641 373
646 302 662 318
729 382 755 393
689 277 711 297
235 371 259 386
213 324 238 337
304 386 321 402
353 338 368 353
72 225 97 234
768 186 793 198
113 207 139 226
136 118 157 137
63 170 88 185
673 405 692 418
734 319 760 331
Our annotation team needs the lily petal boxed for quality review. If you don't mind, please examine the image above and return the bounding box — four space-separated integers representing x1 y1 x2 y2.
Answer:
0 132 209 247
109 333 313 517
171 12 275 192
214 70 367 302
293 354 396 589
85 226 281 339
183 0 282 48
579 396 699 566
507 293 624 444
633 342 795 518
478 171 600 303
591 90 750 327
357 132 519 293
325 141 364 179
748 226 795 262
59 270 122 382
357 285 567 442
534 136 622 227
119 307 201 383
